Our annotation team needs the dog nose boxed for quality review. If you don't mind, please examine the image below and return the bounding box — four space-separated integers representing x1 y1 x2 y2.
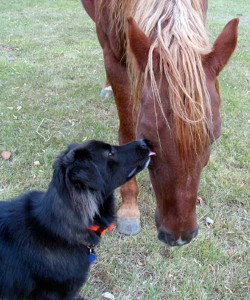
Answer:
138 139 150 150
158 227 199 246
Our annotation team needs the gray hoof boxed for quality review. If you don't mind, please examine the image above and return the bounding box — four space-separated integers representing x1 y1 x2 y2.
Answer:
100 86 113 98
116 217 141 235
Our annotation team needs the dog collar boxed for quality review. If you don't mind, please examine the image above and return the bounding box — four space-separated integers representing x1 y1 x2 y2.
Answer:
86 223 115 263
87 223 115 236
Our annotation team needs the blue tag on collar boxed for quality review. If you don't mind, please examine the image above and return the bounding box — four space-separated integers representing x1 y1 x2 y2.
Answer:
88 251 97 263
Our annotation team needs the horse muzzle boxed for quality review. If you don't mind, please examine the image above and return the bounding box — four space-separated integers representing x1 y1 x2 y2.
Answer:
157 227 199 246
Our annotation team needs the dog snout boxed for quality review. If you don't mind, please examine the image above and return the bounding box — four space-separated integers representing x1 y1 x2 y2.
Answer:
158 227 199 246
138 139 152 151
139 139 148 148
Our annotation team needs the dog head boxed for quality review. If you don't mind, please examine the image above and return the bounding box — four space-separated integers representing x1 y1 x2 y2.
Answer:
53 139 153 224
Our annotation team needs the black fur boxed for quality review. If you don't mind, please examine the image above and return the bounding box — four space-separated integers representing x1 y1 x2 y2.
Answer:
0 139 151 300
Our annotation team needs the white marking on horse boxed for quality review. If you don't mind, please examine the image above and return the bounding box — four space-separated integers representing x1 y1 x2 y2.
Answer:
176 237 187 246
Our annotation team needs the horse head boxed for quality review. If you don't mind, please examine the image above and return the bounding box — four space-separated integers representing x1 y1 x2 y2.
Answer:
128 17 239 246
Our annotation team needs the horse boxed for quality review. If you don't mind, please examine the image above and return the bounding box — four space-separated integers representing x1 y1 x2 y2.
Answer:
81 0 239 246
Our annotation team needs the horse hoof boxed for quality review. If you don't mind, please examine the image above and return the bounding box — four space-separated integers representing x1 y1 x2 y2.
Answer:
116 217 141 235
100 86 113 98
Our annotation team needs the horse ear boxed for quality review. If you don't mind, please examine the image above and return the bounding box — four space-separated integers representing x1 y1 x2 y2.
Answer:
204 18 239 77
127 17 151 72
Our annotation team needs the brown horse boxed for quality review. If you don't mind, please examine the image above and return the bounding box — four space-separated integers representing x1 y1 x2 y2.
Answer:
81 0 239 246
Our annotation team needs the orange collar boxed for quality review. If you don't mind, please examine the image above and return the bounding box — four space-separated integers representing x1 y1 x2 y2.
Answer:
87 223 115 235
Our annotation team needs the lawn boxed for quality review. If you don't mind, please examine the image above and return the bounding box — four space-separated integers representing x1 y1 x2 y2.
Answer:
0 0 249 299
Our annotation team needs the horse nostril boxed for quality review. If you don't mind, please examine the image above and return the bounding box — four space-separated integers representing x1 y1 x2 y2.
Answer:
158 229 176 246
158 227 199 246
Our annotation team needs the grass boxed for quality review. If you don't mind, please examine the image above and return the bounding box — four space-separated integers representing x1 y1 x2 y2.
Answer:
0 0 249 299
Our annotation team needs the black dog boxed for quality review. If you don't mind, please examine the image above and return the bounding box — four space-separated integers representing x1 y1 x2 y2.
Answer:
0 139 153 300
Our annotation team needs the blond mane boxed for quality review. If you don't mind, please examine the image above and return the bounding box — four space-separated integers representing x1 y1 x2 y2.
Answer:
98 0 213 158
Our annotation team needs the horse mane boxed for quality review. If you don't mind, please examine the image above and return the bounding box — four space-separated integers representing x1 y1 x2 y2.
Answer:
97 0 213 159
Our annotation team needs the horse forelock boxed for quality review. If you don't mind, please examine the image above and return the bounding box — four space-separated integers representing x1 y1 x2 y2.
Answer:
98 0 214 159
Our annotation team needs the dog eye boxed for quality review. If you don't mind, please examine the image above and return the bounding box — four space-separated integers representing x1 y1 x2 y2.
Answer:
107 148 115 157
108 151 114 157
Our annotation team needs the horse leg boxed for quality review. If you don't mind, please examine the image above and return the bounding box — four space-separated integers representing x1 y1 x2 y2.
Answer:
81 2 113 98
100 77 113 98
117 178 141 235
103 48 141 235
116 109 140 235
81 0 95 21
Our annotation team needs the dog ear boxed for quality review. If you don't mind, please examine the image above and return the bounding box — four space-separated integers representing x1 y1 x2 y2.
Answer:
66 162 102 225
68 161 104 191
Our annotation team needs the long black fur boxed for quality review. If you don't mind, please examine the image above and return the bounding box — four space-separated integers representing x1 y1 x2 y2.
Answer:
0 139 151 300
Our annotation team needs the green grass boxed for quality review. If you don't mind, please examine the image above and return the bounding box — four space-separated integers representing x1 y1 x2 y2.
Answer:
0 1 249 299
